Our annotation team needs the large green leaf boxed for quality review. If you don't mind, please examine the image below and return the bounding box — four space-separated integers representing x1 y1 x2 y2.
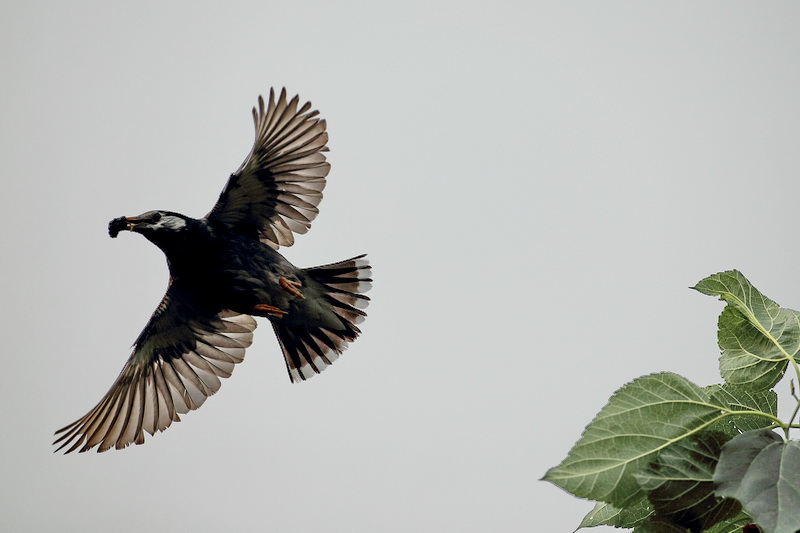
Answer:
632 513 755 533
707 385 778 433
703 511 754 533
543 373 724 507
714 429 800 533
693 270 799 390
578 486 747 533
634 431 740 532
577 498 652 529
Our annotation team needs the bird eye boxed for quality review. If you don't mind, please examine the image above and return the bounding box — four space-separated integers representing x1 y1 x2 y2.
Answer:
152 212 162 222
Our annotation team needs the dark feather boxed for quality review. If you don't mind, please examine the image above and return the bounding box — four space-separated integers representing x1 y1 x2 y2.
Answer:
53 284 256 453
205 88 330 249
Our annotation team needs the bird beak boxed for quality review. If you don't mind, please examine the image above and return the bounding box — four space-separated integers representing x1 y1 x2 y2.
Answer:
109 216 142 238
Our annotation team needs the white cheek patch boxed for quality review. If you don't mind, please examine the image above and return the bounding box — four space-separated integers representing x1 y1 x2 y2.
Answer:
155 215 187 231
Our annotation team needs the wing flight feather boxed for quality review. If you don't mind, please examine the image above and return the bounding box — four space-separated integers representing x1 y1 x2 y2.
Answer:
54 285 257 453
206 88 330 249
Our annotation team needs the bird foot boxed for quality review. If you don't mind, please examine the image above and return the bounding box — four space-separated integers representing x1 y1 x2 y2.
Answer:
253 303 287 318
279 277 305 299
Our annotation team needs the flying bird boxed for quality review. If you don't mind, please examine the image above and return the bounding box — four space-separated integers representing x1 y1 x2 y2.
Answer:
54 88 371 453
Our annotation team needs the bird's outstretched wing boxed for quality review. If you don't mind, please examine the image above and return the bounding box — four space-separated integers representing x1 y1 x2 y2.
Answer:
53 283 257 453
206 88 330 249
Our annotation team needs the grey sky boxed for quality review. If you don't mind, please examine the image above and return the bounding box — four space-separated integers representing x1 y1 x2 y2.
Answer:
2 2 800 531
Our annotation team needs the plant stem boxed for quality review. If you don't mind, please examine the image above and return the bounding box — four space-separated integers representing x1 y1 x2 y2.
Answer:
784 362 800 438
788 381 800 436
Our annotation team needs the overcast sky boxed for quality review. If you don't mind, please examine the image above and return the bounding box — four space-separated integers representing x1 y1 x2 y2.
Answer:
3 2 800 532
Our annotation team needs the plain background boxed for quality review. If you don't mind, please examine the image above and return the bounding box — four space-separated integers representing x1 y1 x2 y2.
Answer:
3 2 800 531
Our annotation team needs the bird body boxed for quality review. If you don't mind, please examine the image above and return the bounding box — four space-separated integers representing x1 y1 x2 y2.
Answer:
121 211 303 314
55 89 370 453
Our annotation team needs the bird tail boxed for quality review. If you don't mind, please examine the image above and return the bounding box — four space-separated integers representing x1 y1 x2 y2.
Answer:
272 255 371 382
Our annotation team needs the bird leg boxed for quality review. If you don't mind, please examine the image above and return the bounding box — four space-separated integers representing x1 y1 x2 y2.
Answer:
253 304 287 318
279 277 305 299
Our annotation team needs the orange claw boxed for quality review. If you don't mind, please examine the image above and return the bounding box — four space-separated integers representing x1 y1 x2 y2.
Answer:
254 303 287 318
279 277 305 299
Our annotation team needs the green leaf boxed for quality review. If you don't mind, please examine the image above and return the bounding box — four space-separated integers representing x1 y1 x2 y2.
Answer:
631 509 753 532
714 429 800 533
577 498 652 529
543 373 723 507
704 510 755 533
707 385 778 433
717 307 789 390
692 270 799 390
634 431 741 532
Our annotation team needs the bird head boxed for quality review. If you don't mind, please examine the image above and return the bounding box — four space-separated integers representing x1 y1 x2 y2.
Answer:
109 210 189 238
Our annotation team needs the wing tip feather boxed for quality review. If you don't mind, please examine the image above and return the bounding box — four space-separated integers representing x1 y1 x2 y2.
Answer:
209 87 332 249
53 310 256 454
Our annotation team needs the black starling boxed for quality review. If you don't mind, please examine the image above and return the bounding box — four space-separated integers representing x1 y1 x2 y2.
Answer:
54 88 371 453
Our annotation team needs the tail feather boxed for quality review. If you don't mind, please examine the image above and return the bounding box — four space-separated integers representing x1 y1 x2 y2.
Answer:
272 255 371 382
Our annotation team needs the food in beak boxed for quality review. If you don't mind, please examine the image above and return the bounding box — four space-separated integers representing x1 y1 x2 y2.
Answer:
108 216 129 238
